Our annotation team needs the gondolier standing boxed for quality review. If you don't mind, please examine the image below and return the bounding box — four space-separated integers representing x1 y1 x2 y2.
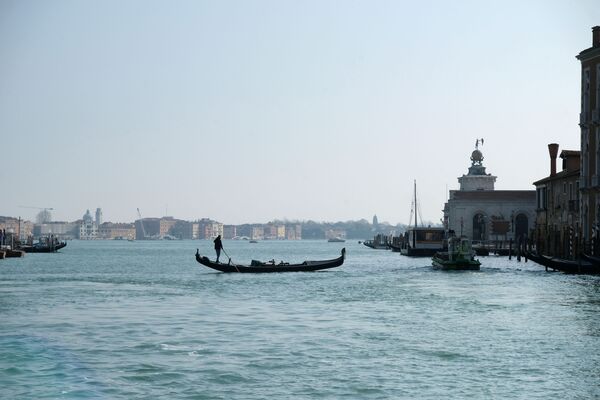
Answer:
214 235 223 263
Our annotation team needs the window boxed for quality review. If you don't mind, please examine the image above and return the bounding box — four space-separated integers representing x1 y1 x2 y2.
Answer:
583 68 590 113
569 183 573 201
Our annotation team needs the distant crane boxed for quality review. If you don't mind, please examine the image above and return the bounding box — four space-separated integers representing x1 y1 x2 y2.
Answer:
137 208 146 239
19 206 54 211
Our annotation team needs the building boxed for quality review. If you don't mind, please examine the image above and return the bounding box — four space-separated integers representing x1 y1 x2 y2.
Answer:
578 26 600 244
79 210 98 240
98 222 136 240
443 143 536 243
159 217 178 238
251 226 264 240
223 225 237 239
533 144 580 257
34 221 78 240
198 218 223 239
135 217 160 239
0 216 34 239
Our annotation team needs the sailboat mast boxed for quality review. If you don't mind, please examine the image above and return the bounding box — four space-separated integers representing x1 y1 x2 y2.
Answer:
414 180 418 228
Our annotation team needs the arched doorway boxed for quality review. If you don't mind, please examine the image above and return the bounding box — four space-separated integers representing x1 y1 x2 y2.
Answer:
473 213 486 241
515 213 528 241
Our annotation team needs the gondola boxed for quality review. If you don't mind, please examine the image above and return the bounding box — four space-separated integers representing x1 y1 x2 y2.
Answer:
195 248 345 273
526 251 600 274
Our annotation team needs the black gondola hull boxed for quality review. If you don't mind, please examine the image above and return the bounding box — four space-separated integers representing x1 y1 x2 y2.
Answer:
195 248 345 273
526 251 600 274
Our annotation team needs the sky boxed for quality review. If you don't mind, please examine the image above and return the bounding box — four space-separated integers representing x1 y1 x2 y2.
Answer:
1 0 599 225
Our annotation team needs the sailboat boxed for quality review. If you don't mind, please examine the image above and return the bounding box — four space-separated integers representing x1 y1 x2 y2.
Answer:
399 180 445 257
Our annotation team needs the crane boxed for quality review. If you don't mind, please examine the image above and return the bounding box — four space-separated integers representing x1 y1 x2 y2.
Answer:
19 206 54 211
137 208 146 239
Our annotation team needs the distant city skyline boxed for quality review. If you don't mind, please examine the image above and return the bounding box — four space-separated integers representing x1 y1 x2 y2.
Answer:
2 1 599 225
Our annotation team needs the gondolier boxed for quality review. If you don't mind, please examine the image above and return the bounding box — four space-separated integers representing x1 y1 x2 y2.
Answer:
214 235 223 263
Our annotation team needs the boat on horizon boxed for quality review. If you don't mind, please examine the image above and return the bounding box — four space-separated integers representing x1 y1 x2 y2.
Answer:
327 237 346 243
363 234 390 249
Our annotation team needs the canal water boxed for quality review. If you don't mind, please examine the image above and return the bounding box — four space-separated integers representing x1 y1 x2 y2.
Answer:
1 240 599 399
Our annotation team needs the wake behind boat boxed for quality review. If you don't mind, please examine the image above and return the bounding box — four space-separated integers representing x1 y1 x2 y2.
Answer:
195 248 345 273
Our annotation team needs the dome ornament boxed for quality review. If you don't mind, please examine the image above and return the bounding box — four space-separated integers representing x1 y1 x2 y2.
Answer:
471 138 484 166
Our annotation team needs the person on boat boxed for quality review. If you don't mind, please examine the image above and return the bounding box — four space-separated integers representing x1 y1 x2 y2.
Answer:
214 235 223 263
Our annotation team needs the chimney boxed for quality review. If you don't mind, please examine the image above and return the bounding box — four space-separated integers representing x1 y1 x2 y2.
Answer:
593 26 600 48
548 143 559 177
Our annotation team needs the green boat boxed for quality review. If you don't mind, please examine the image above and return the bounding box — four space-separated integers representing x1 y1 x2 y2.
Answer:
432 235 481 271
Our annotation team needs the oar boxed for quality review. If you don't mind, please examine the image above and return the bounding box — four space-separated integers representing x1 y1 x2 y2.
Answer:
221 248 240 272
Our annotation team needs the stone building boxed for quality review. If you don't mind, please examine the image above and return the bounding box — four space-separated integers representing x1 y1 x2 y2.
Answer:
443 143 536 243
79 210 98 240
98 223 136 240
578 26 600 243
533 144 580 257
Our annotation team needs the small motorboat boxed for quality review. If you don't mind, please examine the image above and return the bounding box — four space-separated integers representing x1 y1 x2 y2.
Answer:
432 235 480 271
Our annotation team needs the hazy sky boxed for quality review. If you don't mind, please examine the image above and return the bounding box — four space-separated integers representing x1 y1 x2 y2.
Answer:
1 1 599 224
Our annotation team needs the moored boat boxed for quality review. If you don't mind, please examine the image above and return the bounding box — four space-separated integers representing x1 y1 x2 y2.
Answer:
195 248 345 273
399 180 444 256
363 234 389 249
432 235 480 270
400 226 445 256
19 241 67 253
527 251 599 274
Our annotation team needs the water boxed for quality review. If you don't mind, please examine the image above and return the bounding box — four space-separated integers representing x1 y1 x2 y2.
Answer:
1 240 599 399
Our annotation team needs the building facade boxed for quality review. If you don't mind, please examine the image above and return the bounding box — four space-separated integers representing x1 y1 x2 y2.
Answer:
443 144 536 243
98 223 136 240
578 26 600 243
79 210 98 240
533 144 580 257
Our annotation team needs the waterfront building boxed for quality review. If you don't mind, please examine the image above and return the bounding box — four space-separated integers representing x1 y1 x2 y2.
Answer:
0 216 34 239
159 217 178 238
443 143 536 243
198 218 223 239
98 223 136 240
223 225 237 239
79 210 98 240
276 225 286 240
135 217 160 239
533 144 580 257
251 226 264 240
578 26 600 243
34 221 78 240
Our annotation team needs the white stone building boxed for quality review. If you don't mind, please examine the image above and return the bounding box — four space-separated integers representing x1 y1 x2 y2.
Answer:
443 143 536 242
